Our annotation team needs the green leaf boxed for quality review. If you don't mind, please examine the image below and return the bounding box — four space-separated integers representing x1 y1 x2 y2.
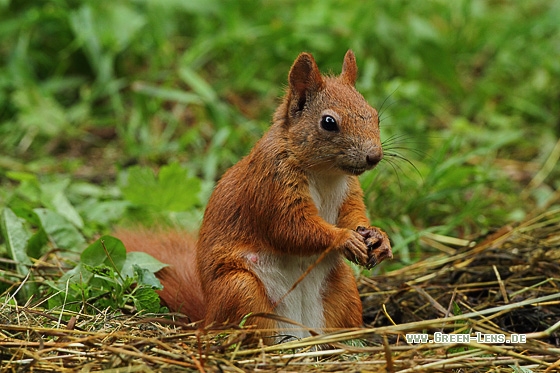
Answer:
179 67 217 103
79 199 129 227
1 208 32 274
5 171 37 183
58 262 92 286
34 208 86 251
133 287 162 313
81 235 126 272
53 189 85 229
13 88 70 138
133 264 163 289
26 229 48 259
119 162 201 212
121 251 167 279
72 3 146 54
11 174 41 204
40 180 85 229
0 208 38 300
452 302 462 316
132 82 203 105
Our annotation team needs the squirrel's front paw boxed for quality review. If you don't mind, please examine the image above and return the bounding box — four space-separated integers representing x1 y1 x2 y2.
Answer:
356 226 393 269
341 230 370 267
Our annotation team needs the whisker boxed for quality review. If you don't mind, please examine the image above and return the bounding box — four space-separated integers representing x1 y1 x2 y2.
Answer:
384 152 423 180
379 112 396 124
377 86 401 120
382 157 404 191
382 133 435 162
382 133 422 146
384 146 428 159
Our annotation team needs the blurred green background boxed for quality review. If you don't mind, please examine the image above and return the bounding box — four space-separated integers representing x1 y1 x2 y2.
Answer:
1 0 559 267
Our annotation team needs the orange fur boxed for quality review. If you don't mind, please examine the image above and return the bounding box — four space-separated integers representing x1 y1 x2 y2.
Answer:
322 261 363 329
116 50 392 342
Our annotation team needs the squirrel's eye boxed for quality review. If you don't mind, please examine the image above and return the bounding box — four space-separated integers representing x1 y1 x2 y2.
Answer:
320 115 339 132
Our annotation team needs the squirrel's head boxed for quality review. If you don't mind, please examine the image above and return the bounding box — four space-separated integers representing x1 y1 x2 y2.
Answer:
283 50 382 176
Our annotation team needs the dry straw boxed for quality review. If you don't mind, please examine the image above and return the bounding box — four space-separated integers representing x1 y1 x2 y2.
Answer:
1 209 559 372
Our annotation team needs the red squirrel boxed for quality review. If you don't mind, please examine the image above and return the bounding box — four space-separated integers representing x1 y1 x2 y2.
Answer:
118 50 392 342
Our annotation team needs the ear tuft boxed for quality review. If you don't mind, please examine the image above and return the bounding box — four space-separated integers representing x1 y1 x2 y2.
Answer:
288 52 324 107
341 50 358 86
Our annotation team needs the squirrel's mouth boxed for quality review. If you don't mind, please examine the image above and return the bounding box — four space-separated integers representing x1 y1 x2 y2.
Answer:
340 165 368 176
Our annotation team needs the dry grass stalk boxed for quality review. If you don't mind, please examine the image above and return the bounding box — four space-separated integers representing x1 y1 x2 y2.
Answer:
1 210 559 372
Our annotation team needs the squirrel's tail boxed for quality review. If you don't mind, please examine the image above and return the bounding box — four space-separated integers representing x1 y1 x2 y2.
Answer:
115 229 206 322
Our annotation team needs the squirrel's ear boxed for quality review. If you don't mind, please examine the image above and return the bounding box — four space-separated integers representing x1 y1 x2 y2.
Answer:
341 50 358 86
288 52 324 104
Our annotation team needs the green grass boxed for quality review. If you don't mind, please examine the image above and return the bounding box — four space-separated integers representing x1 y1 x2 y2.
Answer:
1 0 559 309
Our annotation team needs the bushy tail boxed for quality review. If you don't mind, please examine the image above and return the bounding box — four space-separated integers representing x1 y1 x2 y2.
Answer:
115 229 206 322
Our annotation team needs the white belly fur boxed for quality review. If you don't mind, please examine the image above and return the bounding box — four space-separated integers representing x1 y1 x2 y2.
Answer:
251 252 340 340
250 174 350 340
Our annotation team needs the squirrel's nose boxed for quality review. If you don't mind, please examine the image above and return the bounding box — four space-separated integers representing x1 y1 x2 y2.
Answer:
366 150 383 167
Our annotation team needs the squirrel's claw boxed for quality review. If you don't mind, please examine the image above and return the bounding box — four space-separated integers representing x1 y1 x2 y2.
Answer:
355 226 393 269
342 230 370 267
